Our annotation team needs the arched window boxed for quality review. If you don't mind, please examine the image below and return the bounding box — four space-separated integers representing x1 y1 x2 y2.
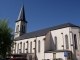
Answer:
54 36 57 50
22 25 23 32
30 42 32 53
16 25 19 32
24 26 25 33
23 43 25 53
17 43 19 54
38 40 40 52
65 35 69 49
74 34 77 49
15 43 16 53
20 42 22 53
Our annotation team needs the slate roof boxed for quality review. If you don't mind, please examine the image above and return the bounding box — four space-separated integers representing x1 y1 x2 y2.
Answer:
14 22 79 41
16 4 27 23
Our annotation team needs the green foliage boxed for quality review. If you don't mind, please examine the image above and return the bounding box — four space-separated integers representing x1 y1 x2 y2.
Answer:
0 19 13 57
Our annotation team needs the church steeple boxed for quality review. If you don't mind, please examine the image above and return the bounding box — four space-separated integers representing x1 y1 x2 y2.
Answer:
14 4 27 39
16 4 27 23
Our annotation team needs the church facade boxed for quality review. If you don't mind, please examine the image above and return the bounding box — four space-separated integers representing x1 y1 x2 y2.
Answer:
12 5 80 60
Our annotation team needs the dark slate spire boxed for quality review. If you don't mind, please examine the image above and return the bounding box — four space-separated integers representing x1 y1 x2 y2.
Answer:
16 4 28 23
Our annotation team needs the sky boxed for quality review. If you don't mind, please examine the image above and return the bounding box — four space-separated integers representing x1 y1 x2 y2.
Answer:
0 0 80 34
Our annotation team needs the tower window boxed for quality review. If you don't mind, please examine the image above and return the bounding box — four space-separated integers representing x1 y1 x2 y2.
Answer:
16 25 19 32
24 26 25 33
22 25 23 32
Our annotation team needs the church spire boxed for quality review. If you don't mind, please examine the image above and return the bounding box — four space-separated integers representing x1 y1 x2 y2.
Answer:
16 4 27 23
14 4 27 39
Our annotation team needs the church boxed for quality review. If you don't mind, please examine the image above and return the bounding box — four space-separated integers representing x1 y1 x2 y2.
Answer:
11 4 80 60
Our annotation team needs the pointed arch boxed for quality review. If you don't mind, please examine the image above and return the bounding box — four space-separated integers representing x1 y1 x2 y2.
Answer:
24 26 25 33
74 34 77 49
38 40 40 52
23 43 25 53
22 25 23 32
65 35 69 49
30 42 32 53
54 36 57 50
17 43 19 54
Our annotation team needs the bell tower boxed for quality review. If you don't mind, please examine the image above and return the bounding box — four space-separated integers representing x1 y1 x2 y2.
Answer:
14 4 28 39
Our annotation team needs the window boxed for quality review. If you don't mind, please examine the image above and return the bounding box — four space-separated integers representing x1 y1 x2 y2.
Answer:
16 25 19 32
24 26 25 33
23 43 25 53
30 42 32 53
54 36 57 50
74 34 77 49
20 42 22 53
17 43 19 54
65 35 69 49
15 43 16 53
22 25 23 32
38 40 40 52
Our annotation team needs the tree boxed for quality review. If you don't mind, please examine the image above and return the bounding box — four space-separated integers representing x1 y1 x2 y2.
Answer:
0 19 13 57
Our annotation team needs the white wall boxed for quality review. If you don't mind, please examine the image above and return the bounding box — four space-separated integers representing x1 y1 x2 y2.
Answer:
56 52 65 60
14 21 27 39
13 36 45 60
71 27 80 60
45 53 53 60
45 52 71 60
45 31 50 51
13 26 80 60
50 27 70 50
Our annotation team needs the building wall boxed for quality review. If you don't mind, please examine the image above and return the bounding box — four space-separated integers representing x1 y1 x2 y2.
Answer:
14 21 21 39
50 27 70 50
13 26 80 60
56 52 66 60
71 27 80 60
45 52 71 60
45 31 50 51
14 21 27 39
13 36 45 60
44 53 53 60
